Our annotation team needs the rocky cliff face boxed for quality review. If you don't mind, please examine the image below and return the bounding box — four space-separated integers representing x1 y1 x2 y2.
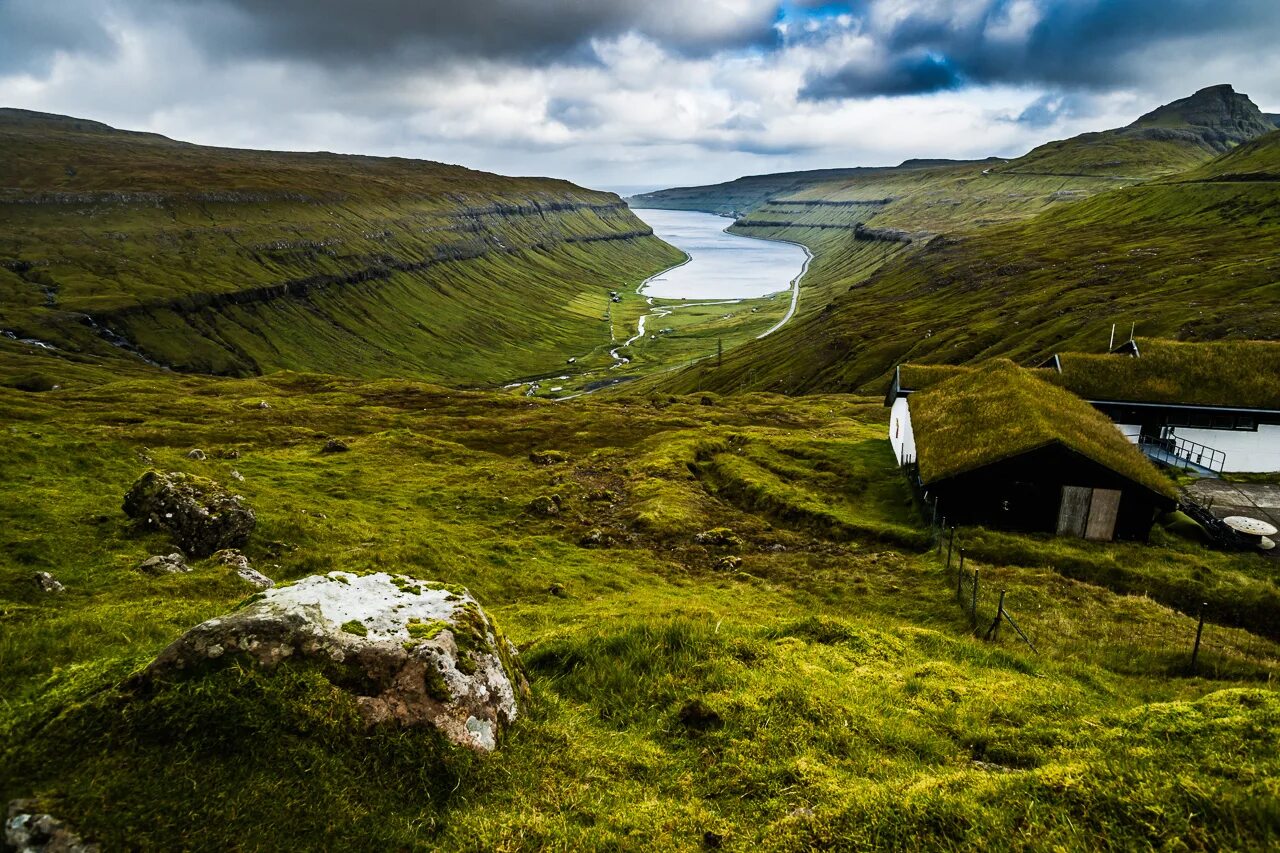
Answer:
1125 84 1276 151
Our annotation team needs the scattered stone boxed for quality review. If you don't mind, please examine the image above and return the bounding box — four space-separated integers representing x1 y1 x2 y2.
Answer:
123 470 256 558
32 572 64 593
320 438 350 454
136 571 526 752
214 549 273 589
137 552 190 575
766 543 787 553
217 448 241 460
578 529 611 548
5 801 99 853
230 470 245 482
586 488 619 503
526 494 562 517
548 582 569 598
529 449 569 466
694 528 742 549
185 448 206 461
713 555 742 571
256 401 270 409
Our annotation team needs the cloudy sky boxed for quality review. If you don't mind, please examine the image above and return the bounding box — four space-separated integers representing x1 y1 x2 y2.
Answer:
2 1 1278 190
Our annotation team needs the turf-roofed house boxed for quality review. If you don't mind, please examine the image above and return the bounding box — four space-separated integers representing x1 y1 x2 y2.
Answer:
886 361 1178 541
1041 339 1280 476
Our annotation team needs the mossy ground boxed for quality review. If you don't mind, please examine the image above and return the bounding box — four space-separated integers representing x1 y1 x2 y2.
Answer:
2 362 1278 850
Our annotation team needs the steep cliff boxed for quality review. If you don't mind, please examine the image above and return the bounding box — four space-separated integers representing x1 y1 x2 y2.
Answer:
0 110 681 383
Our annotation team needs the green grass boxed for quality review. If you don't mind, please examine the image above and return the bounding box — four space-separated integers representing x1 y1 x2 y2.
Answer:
907 360 1176 497
2 364 1278 849
1050 338 1280 409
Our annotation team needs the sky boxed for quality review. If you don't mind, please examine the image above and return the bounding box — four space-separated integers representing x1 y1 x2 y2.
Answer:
2 0 1279 191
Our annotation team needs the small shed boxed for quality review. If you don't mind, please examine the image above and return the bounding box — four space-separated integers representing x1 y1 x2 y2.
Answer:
888 361 1178 541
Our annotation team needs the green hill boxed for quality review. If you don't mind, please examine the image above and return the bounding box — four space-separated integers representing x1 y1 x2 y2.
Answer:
0 110 682 384
643 87 1280 396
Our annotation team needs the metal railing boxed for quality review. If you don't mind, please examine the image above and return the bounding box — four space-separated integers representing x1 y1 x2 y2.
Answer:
1138 434 1225 474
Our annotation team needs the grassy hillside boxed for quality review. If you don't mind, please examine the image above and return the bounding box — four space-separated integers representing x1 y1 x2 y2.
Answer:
646 89 1280 396
0 109 682 385
2 357 1278 850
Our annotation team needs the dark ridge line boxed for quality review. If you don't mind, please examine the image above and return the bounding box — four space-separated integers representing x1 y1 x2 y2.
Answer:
82 229 653 327
764 198 894 207
734 221 916 243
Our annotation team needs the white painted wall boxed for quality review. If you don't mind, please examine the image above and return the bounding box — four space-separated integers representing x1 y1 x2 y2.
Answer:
1167 425 1280 473
889 397 917 464
1114 423 1141 443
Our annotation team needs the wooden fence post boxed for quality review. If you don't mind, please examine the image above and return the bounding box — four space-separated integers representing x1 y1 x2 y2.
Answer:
946 527 955 571
956 549 966 598
971 569 979 628
1191 602 1207 673
984 590 1005 641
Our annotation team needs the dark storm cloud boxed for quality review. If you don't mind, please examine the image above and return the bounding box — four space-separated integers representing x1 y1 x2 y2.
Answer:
170 0 782 67
0 0 118 75
800 0 1280 100
801 53 962 99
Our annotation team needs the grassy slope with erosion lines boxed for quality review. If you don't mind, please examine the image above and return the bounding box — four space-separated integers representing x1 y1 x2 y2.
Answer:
0 109 683 384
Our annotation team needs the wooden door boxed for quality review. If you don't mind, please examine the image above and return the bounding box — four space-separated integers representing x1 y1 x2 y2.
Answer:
1056 485 1091 537
1085 488 1122 541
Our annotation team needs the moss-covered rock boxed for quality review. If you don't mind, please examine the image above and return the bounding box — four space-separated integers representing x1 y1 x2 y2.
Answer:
122 470 255 558
137 571 526 752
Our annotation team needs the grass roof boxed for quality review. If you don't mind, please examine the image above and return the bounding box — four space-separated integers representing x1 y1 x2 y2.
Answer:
1050 339 1280 410
909 360 1177 499
896 363 973 393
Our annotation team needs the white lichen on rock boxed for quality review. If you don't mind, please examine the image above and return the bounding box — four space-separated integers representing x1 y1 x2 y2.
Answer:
139 571 525 752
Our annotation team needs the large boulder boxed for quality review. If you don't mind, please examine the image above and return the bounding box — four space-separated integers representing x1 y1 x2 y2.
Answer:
138 572 525 752
122 470 255 558
5 801 98 853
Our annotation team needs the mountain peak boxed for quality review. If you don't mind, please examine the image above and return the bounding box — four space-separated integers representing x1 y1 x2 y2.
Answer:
1127 84 1272 151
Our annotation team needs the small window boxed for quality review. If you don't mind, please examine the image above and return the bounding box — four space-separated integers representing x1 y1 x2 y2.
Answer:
1234 417 1257 431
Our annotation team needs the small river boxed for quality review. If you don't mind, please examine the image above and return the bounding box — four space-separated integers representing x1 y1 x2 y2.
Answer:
630 209 809 301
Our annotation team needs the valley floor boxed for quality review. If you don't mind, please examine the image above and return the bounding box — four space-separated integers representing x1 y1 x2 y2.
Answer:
2 361 1278 850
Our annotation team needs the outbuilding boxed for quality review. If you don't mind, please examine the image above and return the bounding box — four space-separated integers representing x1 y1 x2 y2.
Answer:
886 361 1178 541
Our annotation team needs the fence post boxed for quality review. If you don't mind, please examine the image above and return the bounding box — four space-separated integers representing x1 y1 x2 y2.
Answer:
971 569 979 628
956 549 966 598
946 527 955 571
1191 602 1207 674
985 590 1005 641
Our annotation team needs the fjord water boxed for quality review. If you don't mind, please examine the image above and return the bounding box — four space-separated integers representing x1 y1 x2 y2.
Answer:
629 208 808 300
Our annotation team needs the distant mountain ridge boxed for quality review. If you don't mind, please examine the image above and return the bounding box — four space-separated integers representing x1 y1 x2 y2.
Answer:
1124 84 1275 151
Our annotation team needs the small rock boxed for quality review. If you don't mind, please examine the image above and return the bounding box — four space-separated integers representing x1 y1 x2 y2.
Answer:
713 555 742 571
256 401 270 409
694 528 742 549
529 449 569 466
320 438 350 454
586 489 619 503
578 529 611 548
32 572 64 593
230 470 245 482
123 470 255 558
185 448 206 461
136 571 526 752
526 494 562 517
214 549 273 589
548 582 569 598
137 552 190 575
5 801 99 853
218 448 241 460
